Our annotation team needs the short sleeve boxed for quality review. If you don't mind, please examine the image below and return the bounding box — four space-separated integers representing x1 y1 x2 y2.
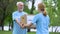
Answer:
12 13 17 21
32 15 38 24
48 16 50 25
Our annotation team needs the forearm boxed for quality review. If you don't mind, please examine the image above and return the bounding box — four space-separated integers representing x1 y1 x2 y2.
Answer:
25 23 33 28
15 19 22 26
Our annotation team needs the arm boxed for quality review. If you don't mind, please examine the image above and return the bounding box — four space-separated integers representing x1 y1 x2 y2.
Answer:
12 13 24 28
24 23 33 28
24 15 38 28
15 18 24 28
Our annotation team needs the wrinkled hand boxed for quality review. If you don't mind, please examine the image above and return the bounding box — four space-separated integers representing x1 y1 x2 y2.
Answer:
21 23 27 29
20 23 25 29
21 23 25 29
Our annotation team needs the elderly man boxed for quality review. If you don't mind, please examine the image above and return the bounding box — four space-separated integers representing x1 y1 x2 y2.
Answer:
12 2 27 34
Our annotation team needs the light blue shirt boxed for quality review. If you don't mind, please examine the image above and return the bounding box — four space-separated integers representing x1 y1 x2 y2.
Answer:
32 13 50 34
12 11 27 34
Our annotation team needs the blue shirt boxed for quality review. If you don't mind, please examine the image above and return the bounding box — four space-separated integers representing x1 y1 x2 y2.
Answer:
32 13 50 34
12 11 27 34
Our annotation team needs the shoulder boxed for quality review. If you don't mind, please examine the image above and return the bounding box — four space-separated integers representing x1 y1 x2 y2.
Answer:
47 15 49 18
35 13 42 17
12 11 18 15
47 15 50 19
22 11 28 15
34 14 40 18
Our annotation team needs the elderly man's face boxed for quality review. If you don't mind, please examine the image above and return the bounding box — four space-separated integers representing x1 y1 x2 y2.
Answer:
17 3 24 11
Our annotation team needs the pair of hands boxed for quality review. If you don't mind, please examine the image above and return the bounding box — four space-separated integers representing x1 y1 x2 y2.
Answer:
20 23 26 29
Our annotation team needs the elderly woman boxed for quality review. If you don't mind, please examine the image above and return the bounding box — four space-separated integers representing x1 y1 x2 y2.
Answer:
24 3 50 34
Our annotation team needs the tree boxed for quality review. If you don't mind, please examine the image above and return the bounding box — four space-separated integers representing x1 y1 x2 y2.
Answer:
0 0 30 31
30 0 35 14
0 0 16 30
43 0 60 32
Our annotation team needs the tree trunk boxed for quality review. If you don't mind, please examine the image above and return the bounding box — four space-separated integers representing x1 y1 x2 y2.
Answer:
1 20 4 31
27 29 30 32
30 0 35 14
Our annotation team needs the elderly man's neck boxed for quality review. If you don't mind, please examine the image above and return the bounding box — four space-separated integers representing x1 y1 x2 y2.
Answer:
18 10 23 12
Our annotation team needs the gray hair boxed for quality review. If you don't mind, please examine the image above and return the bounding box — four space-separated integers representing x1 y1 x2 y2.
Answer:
16 2 24 6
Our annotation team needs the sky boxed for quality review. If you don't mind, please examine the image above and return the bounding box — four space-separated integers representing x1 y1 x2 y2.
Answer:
28 0 43 10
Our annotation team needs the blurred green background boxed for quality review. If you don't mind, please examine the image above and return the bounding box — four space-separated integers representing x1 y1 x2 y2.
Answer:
0 0 60 34
0 31 60 34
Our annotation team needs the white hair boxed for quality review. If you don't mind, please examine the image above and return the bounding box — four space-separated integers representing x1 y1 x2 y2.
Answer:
16 2 24 6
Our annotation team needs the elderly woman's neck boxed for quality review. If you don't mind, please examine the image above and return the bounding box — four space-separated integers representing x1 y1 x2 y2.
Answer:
40 11 47 16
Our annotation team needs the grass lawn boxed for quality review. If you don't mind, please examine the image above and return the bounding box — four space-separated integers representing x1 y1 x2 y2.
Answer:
0 31 60 34
0 31 12 34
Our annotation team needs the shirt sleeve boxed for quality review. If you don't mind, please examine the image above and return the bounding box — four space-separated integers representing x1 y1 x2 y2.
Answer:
47 15 50 25
12 13 17 21
48 16 50 25
32 15 38 24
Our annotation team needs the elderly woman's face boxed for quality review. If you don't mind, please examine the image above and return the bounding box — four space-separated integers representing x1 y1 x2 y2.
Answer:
17 3 24 11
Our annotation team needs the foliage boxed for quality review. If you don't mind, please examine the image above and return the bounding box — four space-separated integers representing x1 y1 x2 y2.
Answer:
43 0 60 26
